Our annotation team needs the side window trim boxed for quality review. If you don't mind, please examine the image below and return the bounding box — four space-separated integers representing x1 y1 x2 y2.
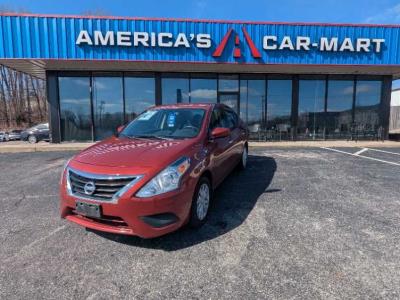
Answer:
223 107 238 129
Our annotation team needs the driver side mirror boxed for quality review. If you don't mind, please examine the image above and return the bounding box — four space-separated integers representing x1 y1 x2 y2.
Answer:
210 127 230 139
116 125 125 135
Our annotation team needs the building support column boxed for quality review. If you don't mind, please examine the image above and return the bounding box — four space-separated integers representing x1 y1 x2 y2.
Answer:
46 71 61 143
155 73 162 105
291 75 299 141
380 75 392 140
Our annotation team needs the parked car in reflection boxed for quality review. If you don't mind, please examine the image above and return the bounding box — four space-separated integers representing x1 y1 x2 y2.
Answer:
21 123 50 143
0 131 8 142
7 129 23 141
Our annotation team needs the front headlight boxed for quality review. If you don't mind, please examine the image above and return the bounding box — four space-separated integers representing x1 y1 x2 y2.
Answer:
60 158 72 185
136 157 191 198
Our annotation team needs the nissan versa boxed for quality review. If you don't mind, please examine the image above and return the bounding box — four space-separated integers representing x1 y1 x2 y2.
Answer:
60 103 248 238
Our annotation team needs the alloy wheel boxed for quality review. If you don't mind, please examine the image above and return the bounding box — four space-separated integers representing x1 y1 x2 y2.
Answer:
196 183 210 221
28 135 37 144
242 147 248 168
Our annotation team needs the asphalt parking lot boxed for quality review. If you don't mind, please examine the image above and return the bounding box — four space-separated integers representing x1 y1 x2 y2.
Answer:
1 146 400 299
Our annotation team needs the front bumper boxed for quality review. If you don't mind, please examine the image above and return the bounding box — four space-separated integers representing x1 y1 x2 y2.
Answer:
60 178 195 239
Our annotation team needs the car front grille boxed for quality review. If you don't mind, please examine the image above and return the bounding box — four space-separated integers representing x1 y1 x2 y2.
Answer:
67 168 140 202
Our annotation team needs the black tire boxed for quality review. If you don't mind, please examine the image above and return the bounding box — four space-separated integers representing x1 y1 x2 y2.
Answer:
28 135 38 144
237 144 248 171
189 176 212 228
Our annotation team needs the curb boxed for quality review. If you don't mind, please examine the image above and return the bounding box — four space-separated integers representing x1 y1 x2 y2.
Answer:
0 143 94 153
0 141 399 153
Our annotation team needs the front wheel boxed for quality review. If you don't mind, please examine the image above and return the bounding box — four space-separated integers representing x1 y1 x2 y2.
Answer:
28 135 38 144
189 177 212 228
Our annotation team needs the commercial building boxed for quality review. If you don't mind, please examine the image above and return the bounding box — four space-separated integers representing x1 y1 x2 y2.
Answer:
0 13 398 142
390 89 400 135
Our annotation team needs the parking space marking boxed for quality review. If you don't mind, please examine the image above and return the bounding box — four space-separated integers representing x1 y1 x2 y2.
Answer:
3 225 66 263
354 148 369 156
367 148 400 156
321 147 400 167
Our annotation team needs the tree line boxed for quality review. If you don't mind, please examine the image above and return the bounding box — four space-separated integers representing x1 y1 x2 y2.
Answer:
0 65 47 130
0 6 109 130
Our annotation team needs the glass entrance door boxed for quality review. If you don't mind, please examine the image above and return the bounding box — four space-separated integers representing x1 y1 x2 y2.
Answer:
219 93 239 113
92 76 124 140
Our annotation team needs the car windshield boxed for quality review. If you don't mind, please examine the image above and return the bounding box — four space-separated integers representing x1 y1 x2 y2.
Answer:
120 108 206 139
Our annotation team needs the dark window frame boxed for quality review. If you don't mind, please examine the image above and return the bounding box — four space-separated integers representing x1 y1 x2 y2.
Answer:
53 71 387 142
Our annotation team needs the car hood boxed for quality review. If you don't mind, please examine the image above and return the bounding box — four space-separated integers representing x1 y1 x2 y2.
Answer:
74 136 199 168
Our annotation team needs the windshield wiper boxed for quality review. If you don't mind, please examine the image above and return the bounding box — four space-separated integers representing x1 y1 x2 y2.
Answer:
129 135 173 140
152 135 174 140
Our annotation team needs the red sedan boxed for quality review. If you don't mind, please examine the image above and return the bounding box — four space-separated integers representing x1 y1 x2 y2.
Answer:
60 103 248 238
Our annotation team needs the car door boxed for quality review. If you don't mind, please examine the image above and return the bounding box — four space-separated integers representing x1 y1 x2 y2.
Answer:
221 107 243 170
208 107 232 186
36 124 49 140
42 124 50 140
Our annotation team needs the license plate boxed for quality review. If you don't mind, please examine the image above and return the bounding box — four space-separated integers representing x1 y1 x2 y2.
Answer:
75 201 101 219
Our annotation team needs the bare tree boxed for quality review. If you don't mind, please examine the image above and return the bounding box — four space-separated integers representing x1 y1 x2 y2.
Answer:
0 65 47 130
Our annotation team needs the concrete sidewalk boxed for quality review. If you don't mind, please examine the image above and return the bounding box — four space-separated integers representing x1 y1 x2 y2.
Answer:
0 141 94 153
0 140 399 153
249 140 400 148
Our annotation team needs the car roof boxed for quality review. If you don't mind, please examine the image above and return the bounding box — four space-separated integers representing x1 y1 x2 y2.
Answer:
151 103 214 110
149 103 235 110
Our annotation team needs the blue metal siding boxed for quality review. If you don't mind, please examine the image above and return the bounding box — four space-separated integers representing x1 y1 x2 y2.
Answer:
1 15 400 65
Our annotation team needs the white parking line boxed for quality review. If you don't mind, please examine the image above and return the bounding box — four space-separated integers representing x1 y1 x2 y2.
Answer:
354 148 369 156
367 148 400 156
321 147 400 167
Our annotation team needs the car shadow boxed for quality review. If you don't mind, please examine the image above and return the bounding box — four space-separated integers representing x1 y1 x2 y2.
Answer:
90 154 277 251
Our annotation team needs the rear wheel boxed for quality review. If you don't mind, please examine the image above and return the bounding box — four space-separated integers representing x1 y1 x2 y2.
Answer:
28 135 37 144
237 145 248 170
189 177 212 228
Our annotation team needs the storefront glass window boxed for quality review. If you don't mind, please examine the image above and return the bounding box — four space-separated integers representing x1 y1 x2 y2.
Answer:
298 79 326 140
162 77 189 104
93 76 124 140
125 77 155 122
190 78 217 103
240 79 265 138
59 77 92 141
355 80 381 134
326 80 354 138
219 75 239 92
266 80 292 140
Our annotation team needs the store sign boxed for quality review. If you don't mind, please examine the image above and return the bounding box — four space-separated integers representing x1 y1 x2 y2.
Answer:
76 28 385 59
76 30 211 48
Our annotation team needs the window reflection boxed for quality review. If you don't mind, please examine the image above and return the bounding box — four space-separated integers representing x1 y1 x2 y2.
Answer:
190 78 217 103
162 78 189 104
219 94 239 112
125 77 155 122
240 80 265 138
59 77 92 141
326 80 353 138
298 80 326 140
355 80 381 134
93 77 124 140
218 75 238 92
267 80 292 140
